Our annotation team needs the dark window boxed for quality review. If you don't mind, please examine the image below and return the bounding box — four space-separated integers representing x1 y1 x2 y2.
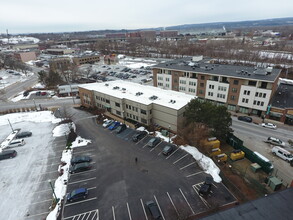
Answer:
199 90 204 94
261 82 268 89
115 102 120 107
263 93 266 98
116 110 121 115
201 75 205 80
234 80 239 85
253 100 256 105
255 92 259 97
231 95 235 100
200 83 204 87
261 102 264 106
141 118 147 124
232 88 237 93
248 81 256 86
106 99 110 104
150 110 152 114
141 109 147 115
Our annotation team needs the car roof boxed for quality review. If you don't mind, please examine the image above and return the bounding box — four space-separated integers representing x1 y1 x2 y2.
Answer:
74 162 90 167
73 188 87 194
0 150 16 155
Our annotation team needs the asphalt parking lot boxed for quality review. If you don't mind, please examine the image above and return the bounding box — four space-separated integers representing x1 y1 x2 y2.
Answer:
62 109 237 220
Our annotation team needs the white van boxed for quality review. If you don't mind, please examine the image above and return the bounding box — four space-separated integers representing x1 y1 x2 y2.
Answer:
272 146 293 162
9 139 25 147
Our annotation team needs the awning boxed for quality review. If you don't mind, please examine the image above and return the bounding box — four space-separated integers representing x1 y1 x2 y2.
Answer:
269 112 282 117
285 114 293 119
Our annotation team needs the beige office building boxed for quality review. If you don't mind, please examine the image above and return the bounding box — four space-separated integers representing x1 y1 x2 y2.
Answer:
78 81 195 132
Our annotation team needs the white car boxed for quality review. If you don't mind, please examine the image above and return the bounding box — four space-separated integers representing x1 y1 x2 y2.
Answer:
267 137 286 147
261 123 277 129
102 119 114 128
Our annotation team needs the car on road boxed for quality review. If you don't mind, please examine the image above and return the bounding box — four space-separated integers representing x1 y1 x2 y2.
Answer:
162 145 174 156
69 162 91 174
237 116 252 123
147 137 161 148
16 131 32 138
103 119 114 128
272 146 293 162
132 131 147 142
261 123 277 129
145 201 161 219
67 188 88 202
267 137 286 147
199 177 213 197
0 150 17 160
108 122 121 131
71 155 92 165
115 124 127 134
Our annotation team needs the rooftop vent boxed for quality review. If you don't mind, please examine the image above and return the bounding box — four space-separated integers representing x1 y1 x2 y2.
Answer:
122 88 126 91
136 92 143 96
113 86 119 90
149 95 158 100
105 83 109 86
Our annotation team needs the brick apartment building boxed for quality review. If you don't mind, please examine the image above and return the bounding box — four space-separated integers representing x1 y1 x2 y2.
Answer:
14 51 37 62
152 56 282 117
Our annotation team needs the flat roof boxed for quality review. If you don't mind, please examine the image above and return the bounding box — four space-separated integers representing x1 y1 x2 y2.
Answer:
79 80 195 110
152 57 281 82
271 83 293 109
200 188 293 220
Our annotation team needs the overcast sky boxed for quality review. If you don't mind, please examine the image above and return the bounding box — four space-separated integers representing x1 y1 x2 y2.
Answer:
1 0 293 34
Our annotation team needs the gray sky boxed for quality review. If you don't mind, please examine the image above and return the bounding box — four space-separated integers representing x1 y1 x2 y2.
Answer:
1 0 293 34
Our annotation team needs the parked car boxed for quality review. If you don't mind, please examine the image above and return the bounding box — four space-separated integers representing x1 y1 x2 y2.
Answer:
115 124 127 134
162 145 174 156
108 122 121 130
67 188 88 202
199 177 213 197
69 162 91 174
16 131 32 138
272 146 293 162
145 201 161 219
41 91 47 96
35 91 41 96
9 139 25 147
147 137 161 148
0 150 17 160
103 119 114 128
261 123 277 129
71 155 92 165
267 137 286 147
132 131 147 142
237 116 252 123
23 91 30 97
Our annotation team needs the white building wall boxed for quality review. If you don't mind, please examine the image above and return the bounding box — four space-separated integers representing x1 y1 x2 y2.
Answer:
157 74 172 90
205 80 229 103
179 77 197 96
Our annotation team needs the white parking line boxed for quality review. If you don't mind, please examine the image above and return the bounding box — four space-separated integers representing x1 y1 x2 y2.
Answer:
186 171 203 178
32 179 56 185
39 170 59 175
68 177 96 185
173 154 188 164
142 143 148 148
70 168 97 176
74 149 95 154
64 210 98 220
126 202 132 220
24 211 49 218
112 206 116 220
140 198 148 220
166 148 179 159
179 188 195 214
135 136 147 145
166 192 179 216
30 199 52 205
154 195 165 220
34 188 51 194
192 185 210 208
150 141 162 152
88 186 97 190
179 162 196 170
92 209 99 220
65 197 97 207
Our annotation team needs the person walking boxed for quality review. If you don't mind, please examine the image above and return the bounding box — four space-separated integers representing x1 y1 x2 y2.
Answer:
135 157 138 163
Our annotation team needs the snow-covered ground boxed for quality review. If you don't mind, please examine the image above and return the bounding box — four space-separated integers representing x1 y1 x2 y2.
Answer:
0 111 91 220
0 36 40 44
0 69 34 89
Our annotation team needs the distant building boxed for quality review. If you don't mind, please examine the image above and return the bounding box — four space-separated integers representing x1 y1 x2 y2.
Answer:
160 30 178 38
49 57 72 72
78 81 195 132
46 48 75 55
105 33 126 38
58 84 79 97
126 32 141 38
73 54 100 65
140 31 156 40
14 51 36 62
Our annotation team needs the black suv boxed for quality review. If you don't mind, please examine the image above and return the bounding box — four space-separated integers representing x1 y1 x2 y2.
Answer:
237 116 252 123
16 131 32 138
115 124 127 134
71 155 92 165
162 145 174 156
69 162 91 174
132 131 147 142
0 150 17 160
145 201 161 219
199 177 213 197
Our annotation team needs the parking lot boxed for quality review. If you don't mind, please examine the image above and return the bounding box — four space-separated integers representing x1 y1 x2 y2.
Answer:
62 109 237 220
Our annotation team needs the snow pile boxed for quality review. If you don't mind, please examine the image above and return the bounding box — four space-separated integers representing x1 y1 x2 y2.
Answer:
71 136 92 148
52 122 76 137
0 129 18 150
136 126 149 133
117 54 125 59
33 83 46 89
180 145 222 183
0 111 61 126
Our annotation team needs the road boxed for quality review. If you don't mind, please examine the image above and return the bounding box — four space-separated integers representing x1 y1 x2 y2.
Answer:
231 116 293 186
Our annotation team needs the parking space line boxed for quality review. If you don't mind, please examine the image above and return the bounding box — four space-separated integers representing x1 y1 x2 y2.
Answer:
93 209 99 220
33 179 56 185
142 143 148 148
166 148 180 159
140 198 148 220
24 211 49 218
30 199 52 205
166 192 179 216
34 188 51 194
70 168 97 176
192 185 210 208
64 210 98 220
126 202 132 220
212 183 218 189
179 188 195 214
179 162 196 170
150 141 162 152
173 154 188 164
135 136 147 145
186 171 203 178
39 170 59 175
112 206 116 220
74 149 95 154
68 177 96 185
88 186 97 190
154 195 165 220
65 197 97 207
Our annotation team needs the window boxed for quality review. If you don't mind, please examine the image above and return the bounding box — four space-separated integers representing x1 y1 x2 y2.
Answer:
150 110 152 114
245 99 248 103
179 80 186 84
263 93 266 98
106 99 110 104
158 82 163 86
201 75 205 80
141 109 147 114
199 90 204 94
116 110 121 115
141 118 147 124
259 92 262 97
255 92 258 97
232 88 237 93
209 85 214 89
248 81 256 86
253 100 256 105
166 84 170 88
234 80 239 85
158 76 163 81
208 92 213 96
261 102 264 106
135 107 138 112
261 82 267 89
257 101 260 105
126 104 129 109
189 81 196 86
166 78 170 82
200 83 204 87
247 91 250 95
115 102 120 107
231 95 235 100
179 86 186 91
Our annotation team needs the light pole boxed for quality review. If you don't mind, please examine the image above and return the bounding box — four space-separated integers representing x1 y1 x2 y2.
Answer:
7 119 14 132
48 179 59 203
168 125 171 143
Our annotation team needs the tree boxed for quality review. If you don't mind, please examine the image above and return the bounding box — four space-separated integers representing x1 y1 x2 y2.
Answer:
184 99 232 140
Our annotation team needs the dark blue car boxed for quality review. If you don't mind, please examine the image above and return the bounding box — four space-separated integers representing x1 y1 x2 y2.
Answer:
108 121 121 130
67 188 88 202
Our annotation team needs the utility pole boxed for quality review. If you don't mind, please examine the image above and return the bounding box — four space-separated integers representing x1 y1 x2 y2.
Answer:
8 119 14 132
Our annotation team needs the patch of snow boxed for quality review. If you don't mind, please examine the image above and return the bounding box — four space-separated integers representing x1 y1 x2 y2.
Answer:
52 122 75 137
180 145 222 183
71 136 92 148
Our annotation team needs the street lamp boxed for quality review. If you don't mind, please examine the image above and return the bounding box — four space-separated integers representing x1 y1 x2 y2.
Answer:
168 125 171 143
48 179 59 203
